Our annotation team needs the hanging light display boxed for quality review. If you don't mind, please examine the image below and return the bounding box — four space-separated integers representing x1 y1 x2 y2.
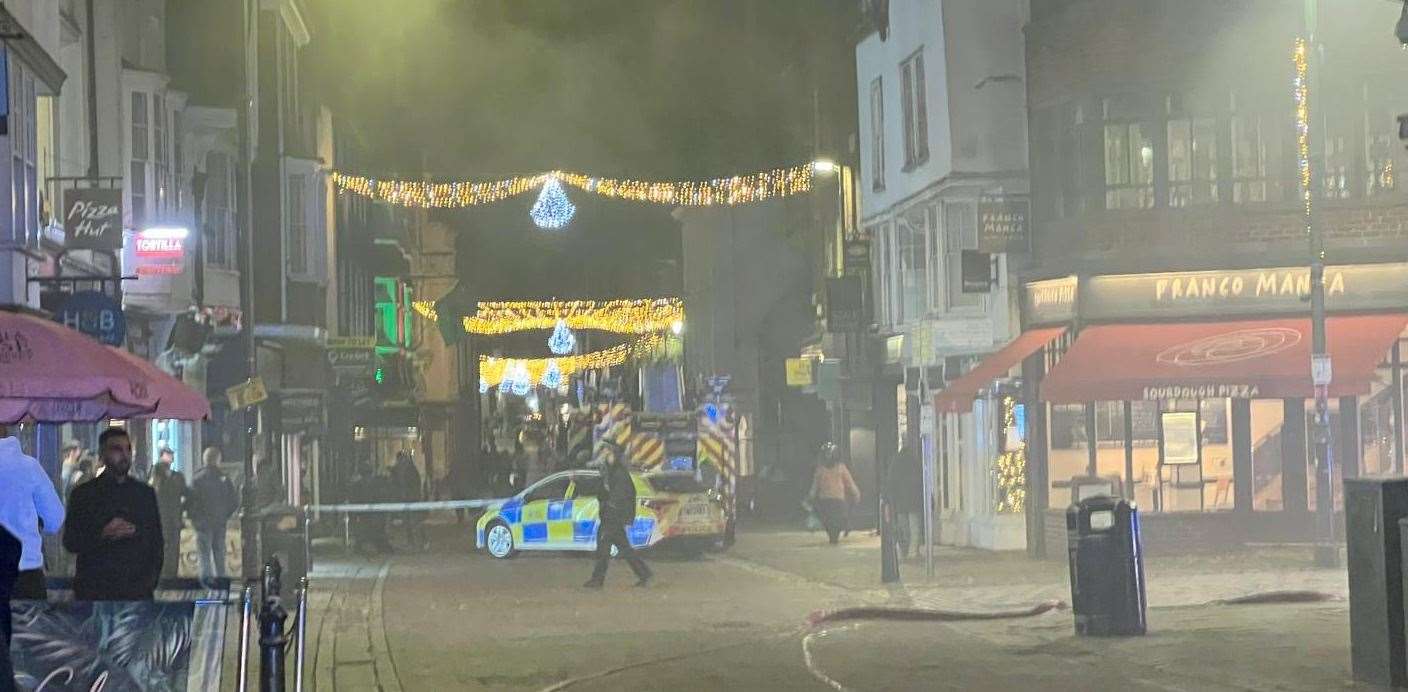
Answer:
541 359 563 389
478 333 665 386
548 318 576 355
529 177 576 229
413 297 683 336
331 163 816 210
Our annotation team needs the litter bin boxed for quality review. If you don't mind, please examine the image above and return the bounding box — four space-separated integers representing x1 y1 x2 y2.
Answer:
1067 495 1146 636
259 505 309 587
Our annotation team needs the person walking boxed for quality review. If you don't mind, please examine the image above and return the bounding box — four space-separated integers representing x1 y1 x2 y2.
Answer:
0 430 65 600
390 451 426 549
187 447 238 583
809 442 860 545
59 440 83 498
583 440 652 589
152 449 187 579
886 444 924 559
1 526 20 692
63 427 164 601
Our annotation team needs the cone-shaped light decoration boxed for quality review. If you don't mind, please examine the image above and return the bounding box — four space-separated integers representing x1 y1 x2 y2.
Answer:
548 319 576 355
529 177 575 230
541 359 563 389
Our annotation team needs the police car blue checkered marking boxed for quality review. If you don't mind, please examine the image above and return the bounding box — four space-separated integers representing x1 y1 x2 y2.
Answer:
547 500 573 521
573 520 596 542
522 522 548 542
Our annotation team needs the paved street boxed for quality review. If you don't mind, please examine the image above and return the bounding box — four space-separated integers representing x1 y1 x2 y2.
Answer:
268 521 1383 691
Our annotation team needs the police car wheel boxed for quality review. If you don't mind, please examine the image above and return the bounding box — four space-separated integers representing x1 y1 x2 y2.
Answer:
485 522 515 559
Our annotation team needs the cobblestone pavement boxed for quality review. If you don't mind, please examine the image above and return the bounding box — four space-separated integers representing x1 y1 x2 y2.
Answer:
269 522 1370 691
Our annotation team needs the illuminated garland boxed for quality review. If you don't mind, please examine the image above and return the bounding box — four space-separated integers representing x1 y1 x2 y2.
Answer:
994 397 1026 514
1293 37 1312 227
413 298 683 335
479 333 665 386
331 164 816 210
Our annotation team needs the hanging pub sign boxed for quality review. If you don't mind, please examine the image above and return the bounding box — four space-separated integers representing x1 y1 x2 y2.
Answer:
826 276 864 332
961 250 992 293
54 290 126 346
63 188 123 250
843 239 870 278
977 194 1029 253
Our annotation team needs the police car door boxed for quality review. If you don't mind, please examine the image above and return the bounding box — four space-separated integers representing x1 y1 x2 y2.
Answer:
568 471 604 550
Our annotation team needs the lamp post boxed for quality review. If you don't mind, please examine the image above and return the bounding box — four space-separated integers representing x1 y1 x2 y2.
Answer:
1298 2 1336 568
238 0 261 581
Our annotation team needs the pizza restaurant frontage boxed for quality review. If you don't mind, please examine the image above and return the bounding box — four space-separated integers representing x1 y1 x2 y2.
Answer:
935 261 1408 556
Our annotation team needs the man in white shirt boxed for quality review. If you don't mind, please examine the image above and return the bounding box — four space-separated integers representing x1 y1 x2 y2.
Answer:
0 432 65 599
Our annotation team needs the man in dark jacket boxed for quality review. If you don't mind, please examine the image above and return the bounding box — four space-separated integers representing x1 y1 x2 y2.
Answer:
886 444 925 559
152 449 186 578
187 447 238 583
63 427 164 600
583 440 651 589
1 526 20 691
390 452 426 548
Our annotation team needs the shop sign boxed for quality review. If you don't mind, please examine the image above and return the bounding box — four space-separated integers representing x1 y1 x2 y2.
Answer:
54 290 125 346
930 318 993 355
960 250 991 293
62 188 123 250
279 391 325 434
1143 384 1260 400
225 377 268 409
1024 276 1077 326
1082 262 1408 321
843 239 870 278
826 276 864 332
327 336 377 349
785 357 815 387
1159 411 1200 465
977 194 1029 253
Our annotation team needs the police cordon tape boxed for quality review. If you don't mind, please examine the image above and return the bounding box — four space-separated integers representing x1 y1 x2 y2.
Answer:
308 498 504 513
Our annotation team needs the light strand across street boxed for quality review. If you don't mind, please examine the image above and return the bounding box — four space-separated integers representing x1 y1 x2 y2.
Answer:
413 297 683 335
478 332 666 386
331 163 817 209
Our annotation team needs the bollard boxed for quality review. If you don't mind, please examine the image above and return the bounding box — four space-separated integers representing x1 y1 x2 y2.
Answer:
294 576 309 692
238 584 255 692
259 557 289 692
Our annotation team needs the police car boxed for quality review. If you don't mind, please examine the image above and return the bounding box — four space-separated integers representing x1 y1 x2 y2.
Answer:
476 469 726 559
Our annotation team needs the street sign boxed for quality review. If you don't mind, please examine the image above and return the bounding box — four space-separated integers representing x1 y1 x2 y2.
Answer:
785 357 814 387
225 377 268 409
826 276 864 332
54 291 125 346
1311 353 1332 386
62 188 123 250
327 336 376 349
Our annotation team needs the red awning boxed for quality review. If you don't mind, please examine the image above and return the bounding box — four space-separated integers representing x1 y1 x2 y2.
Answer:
1040 314 1408 403
934 327 1066 413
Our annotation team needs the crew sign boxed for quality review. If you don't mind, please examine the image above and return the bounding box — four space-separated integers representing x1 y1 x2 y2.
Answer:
63 188 123 250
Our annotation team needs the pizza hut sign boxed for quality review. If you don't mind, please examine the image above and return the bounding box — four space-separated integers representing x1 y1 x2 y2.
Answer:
62 188 123 250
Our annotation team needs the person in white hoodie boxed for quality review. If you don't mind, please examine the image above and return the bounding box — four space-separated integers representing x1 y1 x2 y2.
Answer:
0 430 66 600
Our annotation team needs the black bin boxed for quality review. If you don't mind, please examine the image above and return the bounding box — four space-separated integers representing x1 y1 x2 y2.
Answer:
1066 495 1146 636
259 506 309 588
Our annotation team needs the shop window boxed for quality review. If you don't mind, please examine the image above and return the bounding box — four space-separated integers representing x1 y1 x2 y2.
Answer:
1229 92 1286 204
896 217 926 323
1166 96 1218 207
1364 79 1402 198
1360 387 1398 476
130 91 148 229
1058 103 1098 218
900 49 929 170
869 77 885 192
287 174 307 274
1102 96 1154 210
943 201 980 309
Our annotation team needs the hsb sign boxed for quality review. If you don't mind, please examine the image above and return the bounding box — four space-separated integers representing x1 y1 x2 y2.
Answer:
54 291 126 346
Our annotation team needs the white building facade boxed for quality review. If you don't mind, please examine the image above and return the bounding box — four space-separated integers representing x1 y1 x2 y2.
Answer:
856 0 1031 550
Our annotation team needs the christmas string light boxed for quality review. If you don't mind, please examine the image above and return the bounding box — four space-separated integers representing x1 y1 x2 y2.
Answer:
413 298 684 336
331 164 817 210
479 333 665 386
994 397 1027 514
541 359 563 389
1293 37 1312 227
530 177 576 229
